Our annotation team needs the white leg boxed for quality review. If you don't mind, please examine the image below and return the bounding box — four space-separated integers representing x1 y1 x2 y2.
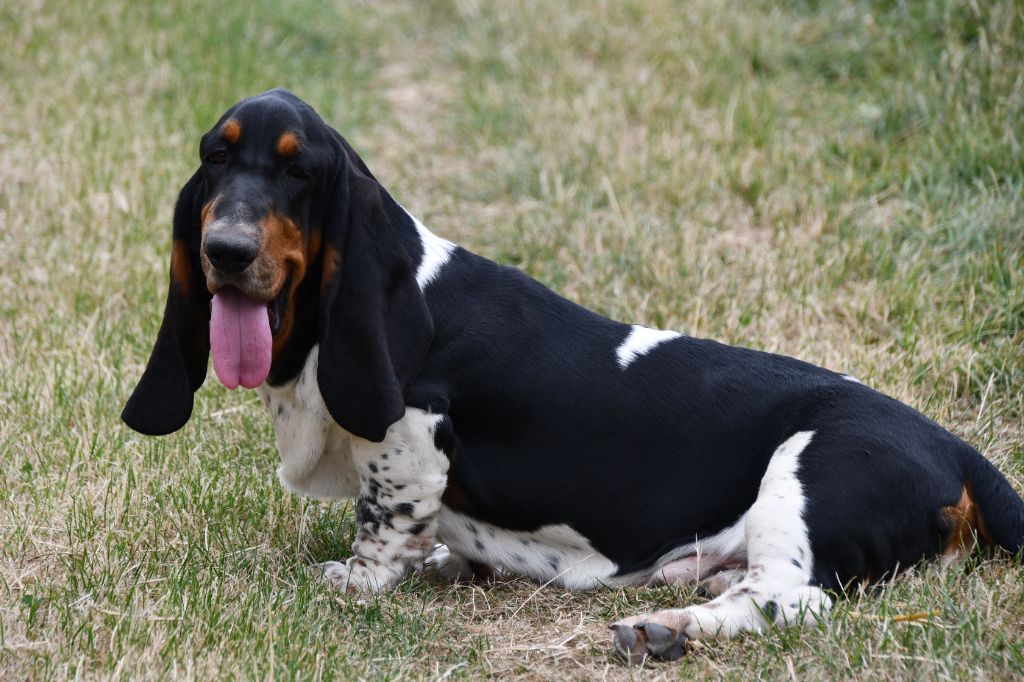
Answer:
316 408 449 593
611 431 832 662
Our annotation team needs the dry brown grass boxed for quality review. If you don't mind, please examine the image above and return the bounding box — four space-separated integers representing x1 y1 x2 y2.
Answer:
2 0 1022 678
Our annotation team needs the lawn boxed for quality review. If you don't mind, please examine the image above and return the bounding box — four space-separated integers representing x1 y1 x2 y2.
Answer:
1 0 1022 679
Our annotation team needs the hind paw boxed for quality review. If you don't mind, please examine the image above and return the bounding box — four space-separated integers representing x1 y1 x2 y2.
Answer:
610 611 692 664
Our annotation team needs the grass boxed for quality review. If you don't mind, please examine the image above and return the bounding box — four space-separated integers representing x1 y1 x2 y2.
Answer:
1 0 1022 678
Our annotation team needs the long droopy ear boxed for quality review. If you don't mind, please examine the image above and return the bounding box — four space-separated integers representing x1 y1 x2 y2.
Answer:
122 170 212 435
317 144 433 443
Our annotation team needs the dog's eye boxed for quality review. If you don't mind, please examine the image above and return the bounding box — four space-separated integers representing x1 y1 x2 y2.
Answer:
286 165 309 180
206 150 226 165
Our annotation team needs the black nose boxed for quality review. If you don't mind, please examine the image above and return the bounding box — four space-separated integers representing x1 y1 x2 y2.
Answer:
204 233 259 275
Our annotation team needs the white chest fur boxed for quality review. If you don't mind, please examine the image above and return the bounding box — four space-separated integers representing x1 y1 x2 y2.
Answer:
257 346 361 499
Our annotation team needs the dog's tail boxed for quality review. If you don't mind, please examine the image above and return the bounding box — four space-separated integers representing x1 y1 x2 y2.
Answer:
958 443 1024 557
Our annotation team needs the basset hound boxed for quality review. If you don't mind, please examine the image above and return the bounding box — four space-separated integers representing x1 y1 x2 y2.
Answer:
123 89 1024 663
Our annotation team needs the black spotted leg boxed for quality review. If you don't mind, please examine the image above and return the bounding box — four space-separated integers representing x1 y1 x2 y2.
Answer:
315 408 450 592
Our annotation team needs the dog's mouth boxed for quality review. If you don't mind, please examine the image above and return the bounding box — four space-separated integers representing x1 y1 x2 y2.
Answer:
209 278 290 389
267 278 290 337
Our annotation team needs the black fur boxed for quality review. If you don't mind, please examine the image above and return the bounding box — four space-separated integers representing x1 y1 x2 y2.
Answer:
122 89 432 442
316 161 433 442
125 90 1024 589
121 170 210 435
407 243 1023 582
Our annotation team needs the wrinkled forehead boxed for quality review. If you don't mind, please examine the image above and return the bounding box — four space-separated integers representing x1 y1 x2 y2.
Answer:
201 92 326 157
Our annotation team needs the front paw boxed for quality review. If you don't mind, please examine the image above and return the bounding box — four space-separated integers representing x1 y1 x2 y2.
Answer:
311 558 393 594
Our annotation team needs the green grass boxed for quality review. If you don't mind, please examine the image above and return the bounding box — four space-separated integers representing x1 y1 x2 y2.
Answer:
1 0 1022 678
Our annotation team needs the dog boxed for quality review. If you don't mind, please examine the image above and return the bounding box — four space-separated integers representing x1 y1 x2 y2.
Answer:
122 89 1023 663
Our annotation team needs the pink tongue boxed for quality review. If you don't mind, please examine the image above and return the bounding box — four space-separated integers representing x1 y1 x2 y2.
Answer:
210 288 272 389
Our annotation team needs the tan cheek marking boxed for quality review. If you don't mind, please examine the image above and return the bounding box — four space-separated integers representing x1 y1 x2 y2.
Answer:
308 227 322 262
260 212 306 357
321 243 340 291
276 131 301 157
198 198 220 281
200 197 218 229
222 119 241 143
170 239 191 296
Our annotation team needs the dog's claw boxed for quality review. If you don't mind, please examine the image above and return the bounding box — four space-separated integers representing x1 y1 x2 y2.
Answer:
307 561 331 576
610 623 647 665
640 622 689 661
611 619 690 664
640 622 673 650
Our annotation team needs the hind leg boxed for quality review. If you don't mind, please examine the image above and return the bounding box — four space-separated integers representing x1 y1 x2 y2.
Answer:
611 431 832 663
700 567 747 597
652 555 747 591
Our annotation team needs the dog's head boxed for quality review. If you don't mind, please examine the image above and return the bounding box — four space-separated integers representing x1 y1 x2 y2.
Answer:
122 89 432 442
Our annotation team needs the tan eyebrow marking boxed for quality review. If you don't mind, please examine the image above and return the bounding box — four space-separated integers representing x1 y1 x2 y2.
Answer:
222 119 242 143
276 131 301 157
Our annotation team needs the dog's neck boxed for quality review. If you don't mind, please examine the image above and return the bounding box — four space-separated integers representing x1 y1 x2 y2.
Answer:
266 187 453 388
381 191 423 255
381 191 458 291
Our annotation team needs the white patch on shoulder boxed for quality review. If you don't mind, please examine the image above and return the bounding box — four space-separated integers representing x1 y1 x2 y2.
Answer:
404 209 456 290
841 374 864 385
438 508 620 590
257 346 360 499
615 325 681 369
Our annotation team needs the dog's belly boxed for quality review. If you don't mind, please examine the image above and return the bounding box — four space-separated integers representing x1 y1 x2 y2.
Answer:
436 497 757 585
437 506 750 589
437 506 622 589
